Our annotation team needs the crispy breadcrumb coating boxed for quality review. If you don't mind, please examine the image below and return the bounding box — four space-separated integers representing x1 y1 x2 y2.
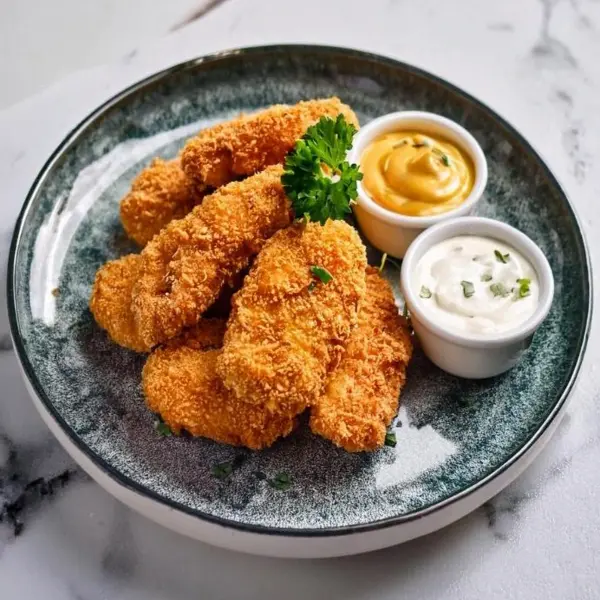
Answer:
120 158 204 247
89 256 230 353
180 98 359 188
131 165 292 349
89 254 150 352
310 268 413 452
143 346 297 449
217 220 367 416
163 318 227 351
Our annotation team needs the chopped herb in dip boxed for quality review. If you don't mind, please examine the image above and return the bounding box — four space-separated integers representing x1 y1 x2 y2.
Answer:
490 282 510 298
494 249 510 263
516 278 532 298
461 280 475 298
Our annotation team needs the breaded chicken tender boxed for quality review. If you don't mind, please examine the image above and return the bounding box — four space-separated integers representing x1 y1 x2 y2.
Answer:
90 256 230 353
120 158 204 247
163 318 227 351
180 98 359 188
217 220 367 416
132 165 292 349
89 254 150 352
143 345 296 449
310 268 413 452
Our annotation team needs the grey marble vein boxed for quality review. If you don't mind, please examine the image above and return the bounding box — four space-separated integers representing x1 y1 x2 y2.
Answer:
101 505 138 585
0 335 12 351
170 0 230 32
532 0 578 68
488 22 514 32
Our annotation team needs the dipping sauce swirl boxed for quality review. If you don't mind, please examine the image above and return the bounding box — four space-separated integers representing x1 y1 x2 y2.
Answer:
414 236 539 336
361 131 475 217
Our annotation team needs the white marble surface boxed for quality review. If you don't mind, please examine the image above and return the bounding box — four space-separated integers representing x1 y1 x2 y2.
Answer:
1 0 600 598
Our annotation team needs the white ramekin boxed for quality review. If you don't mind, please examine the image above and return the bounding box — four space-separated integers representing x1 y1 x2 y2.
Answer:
400 217 555 379
348 111 488 258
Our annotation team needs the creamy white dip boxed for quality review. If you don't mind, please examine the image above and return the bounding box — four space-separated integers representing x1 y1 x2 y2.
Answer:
414 235 539 336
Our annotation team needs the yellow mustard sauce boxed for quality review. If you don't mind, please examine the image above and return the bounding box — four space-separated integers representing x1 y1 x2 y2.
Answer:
360 131 475 217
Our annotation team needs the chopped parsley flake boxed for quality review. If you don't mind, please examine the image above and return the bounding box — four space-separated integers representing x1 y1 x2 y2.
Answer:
432 147 451 166
385 432 397 447
516 278 532 298
212 461 234 480
420 285 432 299
494 249 510 263
461 280 475 298
490 282 510 298
310 265 333 284
269 472 292 491
154 421 172 437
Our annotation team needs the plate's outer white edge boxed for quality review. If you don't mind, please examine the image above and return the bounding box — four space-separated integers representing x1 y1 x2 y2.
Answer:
15 355 573 558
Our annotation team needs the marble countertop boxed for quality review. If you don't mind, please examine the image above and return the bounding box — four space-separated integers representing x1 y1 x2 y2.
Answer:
1 0 599 598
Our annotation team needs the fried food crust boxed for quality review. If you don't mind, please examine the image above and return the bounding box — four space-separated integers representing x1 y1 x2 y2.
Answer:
89 254 150 352
180 98 359 188
217 220 367 415
90 256 230 353
120 158 204 247
143 345 296 449
310 268 413 452
132 165 292 349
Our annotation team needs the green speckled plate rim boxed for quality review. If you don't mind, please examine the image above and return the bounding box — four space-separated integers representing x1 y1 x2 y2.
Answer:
7 44 593 538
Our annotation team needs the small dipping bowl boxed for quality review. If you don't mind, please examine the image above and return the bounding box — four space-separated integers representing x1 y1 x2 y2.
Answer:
348 111 488 258
400 217 554 379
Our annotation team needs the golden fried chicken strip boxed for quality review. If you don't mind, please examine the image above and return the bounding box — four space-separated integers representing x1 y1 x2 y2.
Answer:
120 158 204 247
89 255 228 353
310 268 413 452
143 345 296 450
217 220 367 416
163 318 227 351
132 165 292 349
180 98 359 188
89 254 150 352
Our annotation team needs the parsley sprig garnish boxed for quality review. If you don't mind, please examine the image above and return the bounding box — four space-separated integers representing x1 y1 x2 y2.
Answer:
282 115 362 224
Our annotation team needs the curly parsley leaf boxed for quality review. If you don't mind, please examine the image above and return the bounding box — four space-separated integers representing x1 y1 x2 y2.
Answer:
282 115 362 224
